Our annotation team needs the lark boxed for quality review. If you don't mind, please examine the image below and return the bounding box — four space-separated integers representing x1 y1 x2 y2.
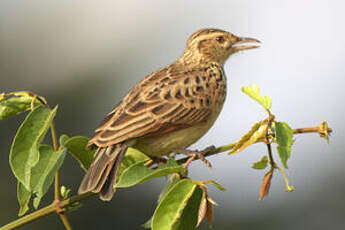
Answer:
79 28 260 201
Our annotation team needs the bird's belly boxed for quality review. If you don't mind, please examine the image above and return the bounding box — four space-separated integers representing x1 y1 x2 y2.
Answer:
132 111 221 157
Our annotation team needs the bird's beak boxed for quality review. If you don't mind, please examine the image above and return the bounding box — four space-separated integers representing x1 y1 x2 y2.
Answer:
231 37 261 51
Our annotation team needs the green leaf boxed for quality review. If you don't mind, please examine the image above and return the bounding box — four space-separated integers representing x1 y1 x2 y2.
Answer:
208 180 227 191
60 185 71 200
116 159 184 188
158 174 182 203
17 182 31 216
275 121 293 169
9 105 58 190
63 136 95 171
31 145 67 209
230 120 268 154
252 156 269 170
152 179 203 230
0 93 5 101
242 84 272 110
143 174 182 229
59 134 69 146
0 94 41 120
171 186 203 230
119 147 150 176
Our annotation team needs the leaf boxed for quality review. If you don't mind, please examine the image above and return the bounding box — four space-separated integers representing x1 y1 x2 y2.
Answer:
252 156 269 170
242 84 272 110
59 134 69 146
208 180 227 191
119 147 150 176
152 179 203 230
63 136 95 171
318 120 330 143
0 92 5 101
116 159 184 188
198 189 215 228
143 174 182 229
17 182 31 216
31 145 67 209
142 217 153 229
259 170 273 200
158 174 182 203
0 94 41 120
230 120 268 154
205 197 213 228
60 185 71 200
9 105 58 190
275 121 293 169
197 190 207 227
171 186 203 230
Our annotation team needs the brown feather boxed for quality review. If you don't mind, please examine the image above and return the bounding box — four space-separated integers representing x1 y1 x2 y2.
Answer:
88 63 225 148
78 143 127 201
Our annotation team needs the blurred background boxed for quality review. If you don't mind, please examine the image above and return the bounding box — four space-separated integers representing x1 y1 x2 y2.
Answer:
1 0 344 229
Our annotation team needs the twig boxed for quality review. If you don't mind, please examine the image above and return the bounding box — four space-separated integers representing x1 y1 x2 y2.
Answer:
0 192 94 230
1 122 332 230
50 122 72 230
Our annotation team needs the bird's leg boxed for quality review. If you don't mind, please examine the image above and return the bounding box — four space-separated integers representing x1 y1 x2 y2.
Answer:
176 145 215 170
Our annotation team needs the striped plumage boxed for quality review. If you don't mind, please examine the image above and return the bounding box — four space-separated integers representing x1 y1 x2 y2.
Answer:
79 28 260 200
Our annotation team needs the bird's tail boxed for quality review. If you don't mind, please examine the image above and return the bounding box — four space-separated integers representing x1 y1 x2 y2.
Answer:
78 143 127 201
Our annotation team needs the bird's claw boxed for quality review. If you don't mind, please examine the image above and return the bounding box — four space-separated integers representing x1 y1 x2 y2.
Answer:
177 145 215 170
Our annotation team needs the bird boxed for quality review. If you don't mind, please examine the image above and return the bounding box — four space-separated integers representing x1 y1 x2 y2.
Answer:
78 28 260 201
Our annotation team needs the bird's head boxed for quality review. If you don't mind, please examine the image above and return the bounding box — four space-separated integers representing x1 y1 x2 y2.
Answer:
182 28 260 65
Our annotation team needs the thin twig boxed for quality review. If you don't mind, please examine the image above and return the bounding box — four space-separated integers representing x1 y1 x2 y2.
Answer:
50 122 60 201
50 122 72 229
1 122 333 230
0 192 94 230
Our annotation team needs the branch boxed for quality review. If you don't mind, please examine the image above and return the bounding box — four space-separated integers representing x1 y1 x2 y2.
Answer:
50 121 72 230
1 122 332 230
0 192 94 230
177 122 332 165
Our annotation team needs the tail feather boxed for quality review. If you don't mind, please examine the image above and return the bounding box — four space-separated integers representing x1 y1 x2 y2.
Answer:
78 143 128 201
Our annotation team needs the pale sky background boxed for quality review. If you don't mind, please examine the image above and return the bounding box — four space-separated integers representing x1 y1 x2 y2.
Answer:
0 1 344 229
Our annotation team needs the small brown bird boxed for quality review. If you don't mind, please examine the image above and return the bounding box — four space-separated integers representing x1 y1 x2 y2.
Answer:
79 28 260 201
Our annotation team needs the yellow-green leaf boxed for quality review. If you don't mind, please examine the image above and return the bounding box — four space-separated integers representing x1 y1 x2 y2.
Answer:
119 147 150 176
17 182 31 216
0 94 41 120
10 105 58 190
242 84 272 110
143 174 182 229
0 93 5 101
152 179 203 230
31 145 67 209
115 159 184 188
275 121 293 169
63 136 95 171
252 156 268 170
208 180 227 191
230 120 268 154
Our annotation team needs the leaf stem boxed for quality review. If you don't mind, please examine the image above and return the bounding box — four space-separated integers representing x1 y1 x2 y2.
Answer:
274 165 294 192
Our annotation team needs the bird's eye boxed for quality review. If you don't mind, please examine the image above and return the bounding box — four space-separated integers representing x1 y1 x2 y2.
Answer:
215 36 225 43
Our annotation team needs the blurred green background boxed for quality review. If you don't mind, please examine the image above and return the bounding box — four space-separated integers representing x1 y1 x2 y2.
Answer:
1 0 344 229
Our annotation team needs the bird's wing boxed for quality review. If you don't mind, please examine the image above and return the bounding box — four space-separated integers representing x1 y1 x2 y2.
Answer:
89 63 220 148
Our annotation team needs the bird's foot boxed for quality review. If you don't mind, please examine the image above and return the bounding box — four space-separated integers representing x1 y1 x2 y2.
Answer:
176 145 215 170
